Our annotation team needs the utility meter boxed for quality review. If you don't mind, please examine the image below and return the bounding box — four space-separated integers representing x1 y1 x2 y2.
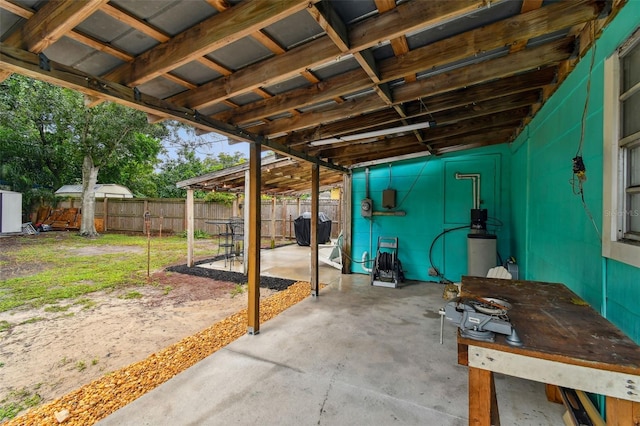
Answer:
360 198 372 217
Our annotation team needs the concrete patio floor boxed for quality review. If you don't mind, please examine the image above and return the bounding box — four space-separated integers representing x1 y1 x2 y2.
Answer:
98 246 565 425
197 243 345 284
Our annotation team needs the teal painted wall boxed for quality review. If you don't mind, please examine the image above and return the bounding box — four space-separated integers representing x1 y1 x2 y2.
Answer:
510 3 640 343
351 145 512 282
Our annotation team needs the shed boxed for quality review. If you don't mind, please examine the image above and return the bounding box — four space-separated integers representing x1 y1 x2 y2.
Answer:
55 184 133 199
0 190 22 234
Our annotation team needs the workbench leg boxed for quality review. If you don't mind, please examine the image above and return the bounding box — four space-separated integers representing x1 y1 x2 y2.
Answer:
458 342 469 366
468 367 500 426
544 384 563 404
605 397 640 425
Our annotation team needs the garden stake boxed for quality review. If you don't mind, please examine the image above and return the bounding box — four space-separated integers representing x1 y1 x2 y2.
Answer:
144 211 151 282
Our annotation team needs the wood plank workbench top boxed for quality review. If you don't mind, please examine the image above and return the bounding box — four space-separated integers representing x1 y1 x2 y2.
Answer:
459 276 640 375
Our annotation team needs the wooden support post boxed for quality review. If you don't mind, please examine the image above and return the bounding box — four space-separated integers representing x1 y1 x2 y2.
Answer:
186 189 194 267
606 397 640 425
281 197 287 240
270 196 276 247
103 198 108 231
247 142 261 335
337 188 342 238
468 367 500 426
342 173 352 273
457 342 469 366
243 172 250 275
232 195 239 217
143 200 148 233
544 384 563 404
311 164 320 297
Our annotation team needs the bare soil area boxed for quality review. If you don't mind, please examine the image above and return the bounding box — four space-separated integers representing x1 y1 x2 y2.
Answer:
0 236 290 420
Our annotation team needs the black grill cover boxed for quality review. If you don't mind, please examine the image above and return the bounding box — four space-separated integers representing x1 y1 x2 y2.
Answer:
294 212 332 246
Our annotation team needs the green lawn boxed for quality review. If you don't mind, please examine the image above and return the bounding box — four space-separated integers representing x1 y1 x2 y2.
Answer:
0 233 212 312
0 232 295 313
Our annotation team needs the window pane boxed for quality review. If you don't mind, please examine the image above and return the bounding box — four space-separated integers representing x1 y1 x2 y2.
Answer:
631 146 640 187
622 90 640 138
623 42 640 92
630 194 640 233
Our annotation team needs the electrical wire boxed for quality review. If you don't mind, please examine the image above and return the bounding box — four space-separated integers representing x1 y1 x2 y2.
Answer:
396 156 431 208
428 225 469 283
343 251 375 265
576 33 597 159
569 29 601 241
487 216 503 227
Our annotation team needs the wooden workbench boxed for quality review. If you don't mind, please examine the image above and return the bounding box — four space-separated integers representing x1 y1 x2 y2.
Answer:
457 276 640 426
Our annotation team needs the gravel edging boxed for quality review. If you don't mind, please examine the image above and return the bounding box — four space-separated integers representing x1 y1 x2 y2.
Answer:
167 259 296 292
7 281 313 426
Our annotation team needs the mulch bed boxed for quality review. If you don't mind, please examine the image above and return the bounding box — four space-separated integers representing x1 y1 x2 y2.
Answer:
167 256 296 292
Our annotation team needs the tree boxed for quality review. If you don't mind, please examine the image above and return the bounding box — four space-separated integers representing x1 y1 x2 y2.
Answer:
0 75 81 210
71 101 166 236
0 75 166 235
154 145 246 199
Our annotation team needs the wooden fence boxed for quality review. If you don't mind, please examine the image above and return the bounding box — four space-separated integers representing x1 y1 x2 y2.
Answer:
55 197 342 239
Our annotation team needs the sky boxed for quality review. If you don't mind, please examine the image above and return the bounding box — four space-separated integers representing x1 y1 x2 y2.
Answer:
160 127 250 163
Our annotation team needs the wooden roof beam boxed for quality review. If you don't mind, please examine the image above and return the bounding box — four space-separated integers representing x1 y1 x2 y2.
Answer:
430 128 516 150
393 36 572 102
255 37 569 138
224 32 572 129
431 131 514 154
420 112 529 144
0 0 32 18
100 3 170 43
105 0 316 86
315 135 417 160
252 93 388 136
306 97 537 156
379 0 602 80
168 0 485 109
317 111 526 161
328 136 425 164
275 68 554 148
0 69 11 83
509 0 545 53
4 0 107 53
434 139 509 156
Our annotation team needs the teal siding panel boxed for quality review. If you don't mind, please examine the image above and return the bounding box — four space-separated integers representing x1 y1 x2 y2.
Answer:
510 2 640 339
607 259 640 343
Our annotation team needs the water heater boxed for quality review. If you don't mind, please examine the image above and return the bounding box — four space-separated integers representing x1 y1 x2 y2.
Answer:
467 233 496 277
455 172 497 277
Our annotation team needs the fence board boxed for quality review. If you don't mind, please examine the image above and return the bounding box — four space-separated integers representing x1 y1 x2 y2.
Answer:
51 197 342 238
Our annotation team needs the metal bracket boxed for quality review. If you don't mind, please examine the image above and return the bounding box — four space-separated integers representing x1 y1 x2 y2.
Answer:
38 53 50 71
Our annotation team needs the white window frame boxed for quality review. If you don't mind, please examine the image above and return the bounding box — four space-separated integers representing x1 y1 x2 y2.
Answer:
603 27 640 268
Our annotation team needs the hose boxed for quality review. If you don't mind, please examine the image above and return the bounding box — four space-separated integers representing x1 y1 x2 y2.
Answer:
377 252 395 272
428 225 469 283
